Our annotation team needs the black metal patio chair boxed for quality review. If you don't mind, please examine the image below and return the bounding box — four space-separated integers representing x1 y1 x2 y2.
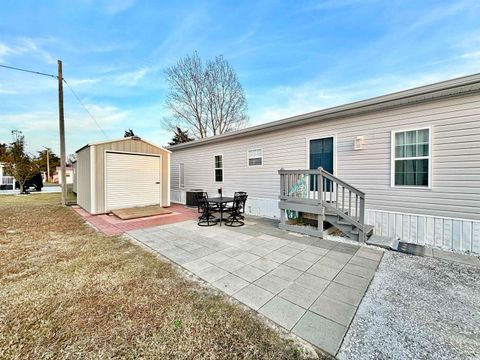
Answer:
225 194 246 227
195 192 209 213
227 192 247 219
198 195 218 226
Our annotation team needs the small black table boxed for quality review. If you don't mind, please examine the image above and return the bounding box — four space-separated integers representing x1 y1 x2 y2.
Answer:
207 196 234 226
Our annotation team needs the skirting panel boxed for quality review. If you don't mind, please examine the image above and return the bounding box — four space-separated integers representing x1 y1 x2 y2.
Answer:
170 190 479 254
244 197 280 219
170 190 186 204
366 209 480 253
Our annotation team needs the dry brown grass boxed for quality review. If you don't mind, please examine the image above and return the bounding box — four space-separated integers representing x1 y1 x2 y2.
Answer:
0 194 315 359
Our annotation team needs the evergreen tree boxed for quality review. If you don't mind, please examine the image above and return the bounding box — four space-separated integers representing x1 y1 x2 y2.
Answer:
3 131 38 193
124 129 136 137
36 148 60 179
168 127 194 146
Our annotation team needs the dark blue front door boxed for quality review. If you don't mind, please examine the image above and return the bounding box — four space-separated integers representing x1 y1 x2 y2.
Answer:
310 137 334 191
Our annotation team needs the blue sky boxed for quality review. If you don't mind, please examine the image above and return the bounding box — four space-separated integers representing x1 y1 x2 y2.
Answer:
1 0 480 155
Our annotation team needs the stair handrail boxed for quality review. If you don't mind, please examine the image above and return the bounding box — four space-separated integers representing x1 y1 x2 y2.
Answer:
323 201 365 230
319 167 365 227
278 167 367 240
319 168 365 197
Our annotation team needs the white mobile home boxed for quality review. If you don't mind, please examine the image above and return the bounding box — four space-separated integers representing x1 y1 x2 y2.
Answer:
75 137 171 214
169 74 480 253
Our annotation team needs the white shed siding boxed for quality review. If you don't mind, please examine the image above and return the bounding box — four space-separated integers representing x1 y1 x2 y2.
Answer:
105 152 162 211
76 147 91 213
170 93 480 252
75 138 171 214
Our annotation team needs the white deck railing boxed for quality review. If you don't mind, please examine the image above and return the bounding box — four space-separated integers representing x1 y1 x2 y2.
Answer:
278 167 367 241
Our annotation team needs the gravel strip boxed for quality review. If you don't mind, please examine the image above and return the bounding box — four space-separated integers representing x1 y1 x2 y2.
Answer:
338 251 480 359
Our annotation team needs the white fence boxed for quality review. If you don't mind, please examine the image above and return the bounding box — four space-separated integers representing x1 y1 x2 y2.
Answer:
1 176 15 189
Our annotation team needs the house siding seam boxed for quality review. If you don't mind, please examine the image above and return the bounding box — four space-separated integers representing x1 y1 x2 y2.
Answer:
170 93 480 253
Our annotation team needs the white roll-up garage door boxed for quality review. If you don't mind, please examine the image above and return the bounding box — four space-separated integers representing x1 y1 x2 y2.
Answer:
105 152 162 211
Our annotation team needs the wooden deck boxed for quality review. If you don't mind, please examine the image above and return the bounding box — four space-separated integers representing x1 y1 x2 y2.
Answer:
278 168 371 242
112 205 172 220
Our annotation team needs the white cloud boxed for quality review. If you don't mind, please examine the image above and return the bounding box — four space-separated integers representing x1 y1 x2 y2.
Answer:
19 38 56 64
103 0 136 14
112 67 151 86
251 64 480 127
252 84 340 124
66 77 101 87
0 37 56 64
81 103 129 126
0 43 23 62
0 103 131 154
461 51 480 60
0 86 18 95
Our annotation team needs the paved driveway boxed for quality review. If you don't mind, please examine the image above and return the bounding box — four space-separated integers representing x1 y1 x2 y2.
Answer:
127 217 383 356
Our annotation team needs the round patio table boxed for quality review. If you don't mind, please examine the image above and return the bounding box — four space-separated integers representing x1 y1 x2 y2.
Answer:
207 196 234 226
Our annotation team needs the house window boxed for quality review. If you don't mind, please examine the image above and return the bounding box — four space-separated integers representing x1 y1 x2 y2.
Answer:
179 163 184 188
392 128 430 187
247 148 263 166
214 155 223 182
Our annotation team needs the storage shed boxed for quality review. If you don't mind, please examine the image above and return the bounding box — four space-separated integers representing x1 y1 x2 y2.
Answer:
75 136 170 214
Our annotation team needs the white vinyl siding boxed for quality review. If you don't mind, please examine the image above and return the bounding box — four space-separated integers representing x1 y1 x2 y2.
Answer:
76 148 91 212
392 128 431 188
179 163 185 188
247 148 263 166
214 155 223 182
170 93 480 223
105 152 161 211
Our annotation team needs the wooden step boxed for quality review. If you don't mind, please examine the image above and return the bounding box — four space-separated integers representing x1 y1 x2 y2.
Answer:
349 225 374 236
325 209 349 216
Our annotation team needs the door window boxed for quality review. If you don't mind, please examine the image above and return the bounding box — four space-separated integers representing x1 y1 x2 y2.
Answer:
310 137 334 191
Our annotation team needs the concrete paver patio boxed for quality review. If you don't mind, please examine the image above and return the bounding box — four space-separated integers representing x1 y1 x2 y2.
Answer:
127 217 383 356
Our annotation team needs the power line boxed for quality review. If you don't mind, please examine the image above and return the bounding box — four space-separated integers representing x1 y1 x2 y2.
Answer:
0 63 57 79
0 62 110 141
63 79 109 140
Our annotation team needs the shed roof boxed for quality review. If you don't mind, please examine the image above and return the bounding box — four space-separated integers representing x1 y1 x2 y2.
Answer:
75 136 171 154
169 72 480 151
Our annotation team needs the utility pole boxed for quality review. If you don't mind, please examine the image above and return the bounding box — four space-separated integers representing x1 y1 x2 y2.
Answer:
58 60 67 205
43 146 50 182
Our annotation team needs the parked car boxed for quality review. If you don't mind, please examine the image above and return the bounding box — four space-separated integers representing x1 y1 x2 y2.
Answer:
15 172 43 192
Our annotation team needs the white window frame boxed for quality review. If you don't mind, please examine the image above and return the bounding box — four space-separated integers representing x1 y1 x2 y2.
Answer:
214 154 223 183
178 163 185 189
390 127 432 189
247 148 263 167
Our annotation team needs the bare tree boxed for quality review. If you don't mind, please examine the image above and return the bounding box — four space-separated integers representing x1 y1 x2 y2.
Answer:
164 52 248 139
3 131 38 194
164 52 207 139
204 55 248 135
